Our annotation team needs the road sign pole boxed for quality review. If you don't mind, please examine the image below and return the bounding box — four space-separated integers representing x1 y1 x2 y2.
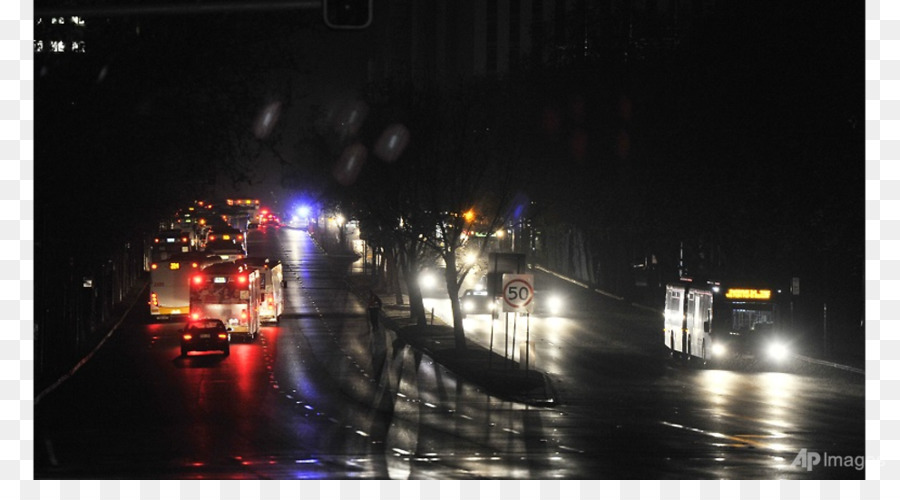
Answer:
511 310 518 367
504 311 510 370
525 313 531 376
489 303 495 370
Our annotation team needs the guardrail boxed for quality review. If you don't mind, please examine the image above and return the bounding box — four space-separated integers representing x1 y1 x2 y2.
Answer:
36 237 147 392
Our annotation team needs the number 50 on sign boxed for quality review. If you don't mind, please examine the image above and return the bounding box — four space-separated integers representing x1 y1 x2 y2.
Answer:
502 273 534 313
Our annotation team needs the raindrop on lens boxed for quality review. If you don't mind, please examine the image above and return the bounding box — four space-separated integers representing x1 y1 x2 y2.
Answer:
254 102 282 139
374 123 411 163
333 143 368 186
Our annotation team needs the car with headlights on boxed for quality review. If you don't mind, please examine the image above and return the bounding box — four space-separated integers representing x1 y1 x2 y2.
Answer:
461 289 496 318
417 266 449 298
181 318 230 357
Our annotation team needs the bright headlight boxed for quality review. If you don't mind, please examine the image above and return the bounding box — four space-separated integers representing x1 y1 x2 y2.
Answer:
418 273 436 290
463 301 474 312
767 342 789 361
548 296 563 315
711 343 727 357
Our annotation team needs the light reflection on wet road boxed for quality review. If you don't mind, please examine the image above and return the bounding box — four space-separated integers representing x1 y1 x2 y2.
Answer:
33 227 864 479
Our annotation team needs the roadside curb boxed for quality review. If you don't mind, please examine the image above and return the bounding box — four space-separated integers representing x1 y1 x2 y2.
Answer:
361 286 560 406
794 354 865 375
390 322 560 407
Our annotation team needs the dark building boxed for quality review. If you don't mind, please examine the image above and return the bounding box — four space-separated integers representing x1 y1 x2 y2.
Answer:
370 0 718 83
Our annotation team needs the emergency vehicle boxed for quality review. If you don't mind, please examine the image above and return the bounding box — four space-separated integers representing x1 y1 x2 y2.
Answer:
664 279 791 367
189 262 261 341
148 252 220 320
241 257 284 324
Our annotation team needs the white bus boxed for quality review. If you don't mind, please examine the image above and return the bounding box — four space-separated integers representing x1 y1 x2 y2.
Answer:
242 257 284 324
189 261 261 341
149 252 220 320
664 280 790 367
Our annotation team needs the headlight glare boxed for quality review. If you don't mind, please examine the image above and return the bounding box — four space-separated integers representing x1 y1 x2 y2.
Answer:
419 273 436 290
548 296 563 315
768 342 789 361
711 343 726 357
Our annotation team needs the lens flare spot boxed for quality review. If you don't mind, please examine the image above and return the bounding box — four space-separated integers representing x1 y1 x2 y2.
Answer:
374 123 411 163
253 102 282 139
333 142 368 186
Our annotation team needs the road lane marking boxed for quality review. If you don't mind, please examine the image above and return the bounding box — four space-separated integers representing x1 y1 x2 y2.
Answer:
660 420 780 450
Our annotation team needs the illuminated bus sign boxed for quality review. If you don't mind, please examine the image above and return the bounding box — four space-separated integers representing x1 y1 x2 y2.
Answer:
725 288 772 300
227 199 260 207
169 262 180 270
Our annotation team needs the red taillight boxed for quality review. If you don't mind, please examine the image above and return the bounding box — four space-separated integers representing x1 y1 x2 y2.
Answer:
191 312 199 320
192 275 203 285
191 262 198 268
237 235 243 241
241 310 248 320
150 263 158 270
150 292 158 306
154 238 160 243
218 333 227 340
237 274 247 285
182 237 188 243
209 235 216 241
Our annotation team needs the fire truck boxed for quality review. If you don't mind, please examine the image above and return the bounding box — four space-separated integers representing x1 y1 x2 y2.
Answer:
241 257 284 324
664 279 791 367
189 261 261 341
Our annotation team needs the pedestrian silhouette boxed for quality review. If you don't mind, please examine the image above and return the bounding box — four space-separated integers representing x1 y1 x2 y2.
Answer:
367 292 382 330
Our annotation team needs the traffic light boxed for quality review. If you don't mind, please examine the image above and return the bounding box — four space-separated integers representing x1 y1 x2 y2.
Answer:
323 0 372 29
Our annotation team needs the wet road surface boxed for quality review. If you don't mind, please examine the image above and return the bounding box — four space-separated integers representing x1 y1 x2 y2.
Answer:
34 227 864 479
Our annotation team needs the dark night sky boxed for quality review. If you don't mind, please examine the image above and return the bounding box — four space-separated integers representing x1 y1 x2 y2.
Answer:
35 0 863 313
36 2 377 250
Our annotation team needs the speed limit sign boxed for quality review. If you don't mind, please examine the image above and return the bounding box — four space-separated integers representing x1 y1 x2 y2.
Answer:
502 273 534 313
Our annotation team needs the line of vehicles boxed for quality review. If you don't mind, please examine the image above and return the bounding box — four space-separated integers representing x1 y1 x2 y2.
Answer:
146 199 286 356
149 200 794 367
448 265 793 371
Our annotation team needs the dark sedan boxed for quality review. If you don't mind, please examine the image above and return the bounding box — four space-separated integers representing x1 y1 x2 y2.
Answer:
181 318 230 357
